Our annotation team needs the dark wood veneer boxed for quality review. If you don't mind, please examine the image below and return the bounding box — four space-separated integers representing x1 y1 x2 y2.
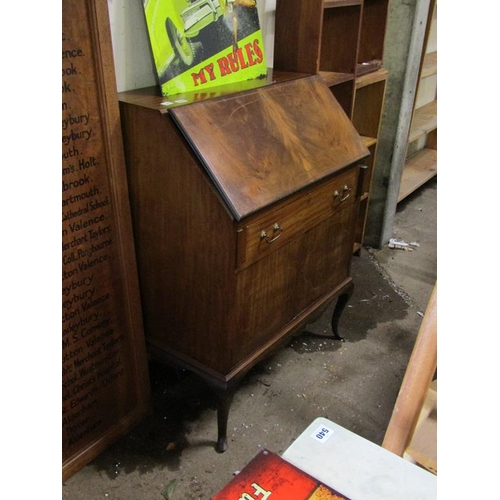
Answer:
119 75 369 452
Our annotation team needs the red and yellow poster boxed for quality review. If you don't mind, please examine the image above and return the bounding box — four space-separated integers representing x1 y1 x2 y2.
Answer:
211 450 350 499
143 0 268 96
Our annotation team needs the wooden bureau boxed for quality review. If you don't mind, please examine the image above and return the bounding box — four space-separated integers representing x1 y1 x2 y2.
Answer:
119 74 369 452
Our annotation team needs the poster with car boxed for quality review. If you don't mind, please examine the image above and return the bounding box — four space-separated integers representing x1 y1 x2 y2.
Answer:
143 0 268 96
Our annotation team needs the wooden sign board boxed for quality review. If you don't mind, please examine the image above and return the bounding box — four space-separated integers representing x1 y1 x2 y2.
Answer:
62 0 150 481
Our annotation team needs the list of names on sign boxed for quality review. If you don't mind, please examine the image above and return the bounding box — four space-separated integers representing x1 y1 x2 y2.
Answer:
62 0 149 481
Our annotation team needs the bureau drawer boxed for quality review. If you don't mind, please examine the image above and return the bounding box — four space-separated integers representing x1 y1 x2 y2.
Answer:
236 166 359 269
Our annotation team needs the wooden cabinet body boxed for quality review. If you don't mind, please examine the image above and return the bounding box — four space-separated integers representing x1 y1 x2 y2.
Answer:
119 75 369 450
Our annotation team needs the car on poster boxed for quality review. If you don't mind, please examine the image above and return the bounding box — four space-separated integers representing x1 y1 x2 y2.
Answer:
143 0 267 96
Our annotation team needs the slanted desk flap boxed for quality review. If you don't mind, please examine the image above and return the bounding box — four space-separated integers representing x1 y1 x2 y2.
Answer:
170 75 369 221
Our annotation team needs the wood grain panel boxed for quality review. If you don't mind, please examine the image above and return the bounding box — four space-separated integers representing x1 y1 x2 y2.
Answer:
237 167 358 269
273 0 323 74
119 103 237 376
232 203 357 370
62 0 149 481
358 0 389 65
298 204 357 305
170 76 368 220
320 5 362 74
352 78 386 138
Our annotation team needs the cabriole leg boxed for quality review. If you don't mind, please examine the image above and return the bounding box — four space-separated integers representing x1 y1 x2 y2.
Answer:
331 281 354 342
214 387 235 453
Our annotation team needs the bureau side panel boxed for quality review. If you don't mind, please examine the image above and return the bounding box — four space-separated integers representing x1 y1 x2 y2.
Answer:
120 104 236 374
232 203 357 369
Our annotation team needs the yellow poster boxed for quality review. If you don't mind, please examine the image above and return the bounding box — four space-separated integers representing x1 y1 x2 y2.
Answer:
143 0 268 96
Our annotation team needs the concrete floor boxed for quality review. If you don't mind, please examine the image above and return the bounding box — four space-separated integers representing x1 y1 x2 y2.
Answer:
62 177 437 500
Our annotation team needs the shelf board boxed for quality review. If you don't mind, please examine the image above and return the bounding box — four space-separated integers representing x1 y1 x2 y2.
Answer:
270 69 314 84
361 136 377 147
408 100 437 144
360 192 370 201
319 71 355 87
398 148 437 202
356 60 383 76
421 51 437 78
355 68 388 89
118 68 311 112
324 0 362 8
353 241 362 254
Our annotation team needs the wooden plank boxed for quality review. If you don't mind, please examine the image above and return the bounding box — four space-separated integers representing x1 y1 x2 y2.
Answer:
355 67 388 89
320 4 362 74
357 0 390 65
356 60 383 76
324 0 362 8
383 285 437 457
414 379 437 429
398 148 437 202
406 379 437 475
274 0 323 74
353 78 386 137
415 73 437 109
361 136 377 147
408 100 437 144
421 51 437 78
319 71 355 87
62 0 150 481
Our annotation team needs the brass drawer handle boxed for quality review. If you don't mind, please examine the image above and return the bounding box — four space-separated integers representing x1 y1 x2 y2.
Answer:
260 223 283 244
334 185 351 203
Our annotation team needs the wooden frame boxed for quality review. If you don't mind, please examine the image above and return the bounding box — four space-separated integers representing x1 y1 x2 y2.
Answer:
62 0 150 481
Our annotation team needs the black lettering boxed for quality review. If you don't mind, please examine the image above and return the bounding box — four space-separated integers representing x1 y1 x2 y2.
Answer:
67 420 102 446
81 293 111 312
78 156 98 170
62 48 84 59
62 185 100 207
85 326 114 347
62 173 91 192
62 62 78 76
62 145 79 159
75 239 113 260
68 214 106 233
62 345 84 364
62 81 72 93
74 348 104 368
77 253 109 272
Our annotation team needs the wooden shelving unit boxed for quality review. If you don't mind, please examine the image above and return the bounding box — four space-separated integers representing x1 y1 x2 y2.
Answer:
408 100 437 145
352 68 387 251
398 148 437 202
357 0 389 75
398 0 437 202
274 0 389 251
421 51 437 79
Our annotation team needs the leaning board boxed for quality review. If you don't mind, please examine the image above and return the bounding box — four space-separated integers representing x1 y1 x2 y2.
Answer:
62 0 150 481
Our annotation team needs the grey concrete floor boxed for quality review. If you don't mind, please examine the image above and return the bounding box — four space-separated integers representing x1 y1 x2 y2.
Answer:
62 178 437 500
